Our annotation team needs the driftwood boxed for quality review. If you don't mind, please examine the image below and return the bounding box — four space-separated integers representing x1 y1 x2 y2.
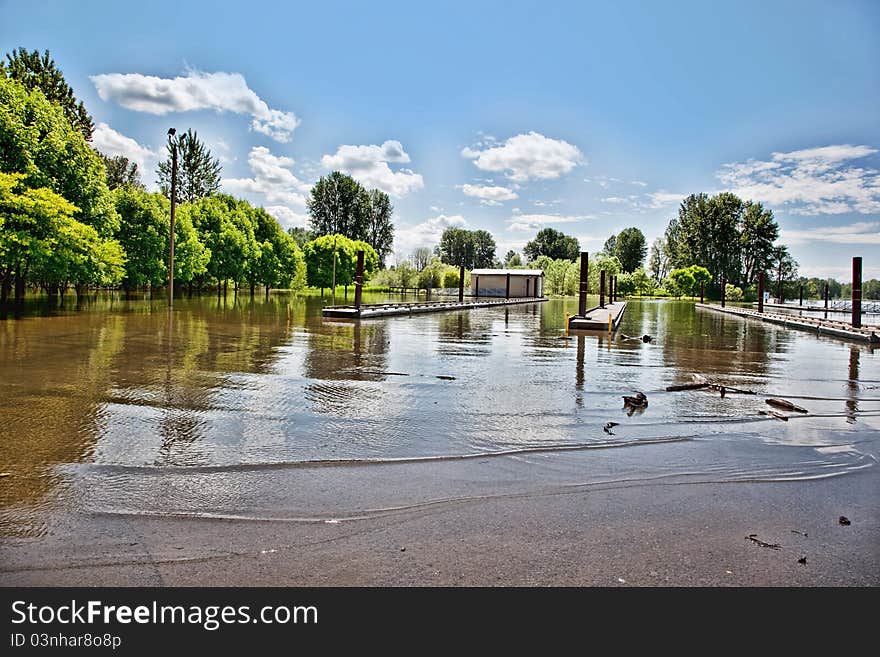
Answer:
746 534 781 549
766 398 809 413
666 382 710 392
759 410 789 421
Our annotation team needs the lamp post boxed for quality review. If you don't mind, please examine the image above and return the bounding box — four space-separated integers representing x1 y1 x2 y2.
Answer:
167 128 177 308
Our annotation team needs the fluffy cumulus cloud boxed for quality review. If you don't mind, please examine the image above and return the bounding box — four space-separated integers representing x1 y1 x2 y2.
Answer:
717 144 880 215
393 214 467 254
507 213 592 232
462 132 583 182
781 221 880 245
599 191 686 212
92 122 158 174
321 140 424 197
90 70 300 142
461 183 518 206
223 146 311 228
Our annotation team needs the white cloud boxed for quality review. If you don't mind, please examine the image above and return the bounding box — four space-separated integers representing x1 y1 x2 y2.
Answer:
507 213 593 231
780 221 880 245
265 205 309 229
91 70 300 142
461 183 518 206
717 144 880 215
462 131 583 182
630 180 648 187
321 140 424 197
599 191 685 211
92 122 158 175
223 146 311 227
393 214 466 254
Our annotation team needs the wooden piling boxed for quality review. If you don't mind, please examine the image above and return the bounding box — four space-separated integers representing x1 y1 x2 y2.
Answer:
505 272 511 300
578 252 589 317
799 284 803 306
853 256 862 328
354 249 365 309
758 272 765 313
458 265 464 302
721 277 726 308
599 270 606 308
700 281 704 304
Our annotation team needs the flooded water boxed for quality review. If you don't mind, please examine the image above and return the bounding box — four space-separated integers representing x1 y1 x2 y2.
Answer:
2 292 879 539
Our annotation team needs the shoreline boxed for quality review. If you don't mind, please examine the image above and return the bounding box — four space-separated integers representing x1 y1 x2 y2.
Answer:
2 468 877 587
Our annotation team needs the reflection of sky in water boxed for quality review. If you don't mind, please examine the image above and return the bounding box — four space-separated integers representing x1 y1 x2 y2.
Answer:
1 294 878 534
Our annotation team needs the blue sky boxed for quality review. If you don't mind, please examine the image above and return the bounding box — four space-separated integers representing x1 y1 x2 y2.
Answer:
3 0 879 279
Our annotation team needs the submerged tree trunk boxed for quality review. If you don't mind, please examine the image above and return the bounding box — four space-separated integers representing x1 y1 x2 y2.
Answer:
250 282 256 298
14 264 26 302
265 285 270 299
1 275 10 304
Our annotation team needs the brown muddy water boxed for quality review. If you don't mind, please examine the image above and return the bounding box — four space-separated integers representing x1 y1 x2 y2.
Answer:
1 292 878 540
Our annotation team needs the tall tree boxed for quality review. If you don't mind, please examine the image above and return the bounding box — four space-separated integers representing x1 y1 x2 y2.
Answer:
471 229 497 269
411 247 432 271
156 128 222 203
307 171 370 240
648 237 669 284
364 188 394 267
614 227 647 273
523 228 579 261
1 48 94 140
438 227 475 269
603 234 617 256
772 245 798 302
286 226 312 248
739 201 779 284
100 154 143 190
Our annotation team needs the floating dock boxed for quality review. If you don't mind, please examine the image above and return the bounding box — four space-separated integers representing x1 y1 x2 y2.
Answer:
751 301 880 315
322 296 546 319
567 301 627 331
696 303 880 343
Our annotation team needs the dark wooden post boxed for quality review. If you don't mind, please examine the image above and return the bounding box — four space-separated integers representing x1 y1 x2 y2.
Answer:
505 272 511 299
758 272 765 313
354 250 365 308
599 270 606 308
721 277 726 308
700 281 704 304
458 265 464 302
612 276 617 302
799 284 803 306
852 256 862 328
474 275 479 298
824 282 829 319
578 252 589 316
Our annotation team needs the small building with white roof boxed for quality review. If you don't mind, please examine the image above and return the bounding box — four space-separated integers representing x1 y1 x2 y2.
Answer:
470 269 544 298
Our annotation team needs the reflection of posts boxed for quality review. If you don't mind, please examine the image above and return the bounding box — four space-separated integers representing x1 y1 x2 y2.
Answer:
847 346 859 423
575 334 585 403
852 256 862 328
354 249 364 309
600 270 606 308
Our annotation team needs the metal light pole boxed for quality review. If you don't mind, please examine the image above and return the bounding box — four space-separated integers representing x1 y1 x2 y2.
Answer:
167 128 177 308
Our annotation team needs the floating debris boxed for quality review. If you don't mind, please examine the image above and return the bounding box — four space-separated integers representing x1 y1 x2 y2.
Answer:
766 398 809 413
436 375 457 381
746 534 781 550
839 516 851 526
603 421 620 435
666 382 710 392
623 391 648 409
0 472 10 478
791 529 808 537
798 556 807 565
759 410 789 422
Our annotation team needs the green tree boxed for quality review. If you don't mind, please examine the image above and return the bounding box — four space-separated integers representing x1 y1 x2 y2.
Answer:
286 226 312 249
603 234 617 256
157 129 222 203
588 253 621 294
523 228 579 261
364 188 394 267
307 171 370 240
100 154 143 191
302 234 355 294
112 186 169 289
771 245 798 302
725 283 744 301
438 227 475 268
739 201 779 285
472 229 497 269
0 76 118 237
1 48 94 140
614 227 647 273
667 267 696 298
631 267 653 296
687 265 712 296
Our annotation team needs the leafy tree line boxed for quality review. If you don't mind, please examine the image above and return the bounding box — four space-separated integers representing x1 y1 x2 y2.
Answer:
0 56 306 302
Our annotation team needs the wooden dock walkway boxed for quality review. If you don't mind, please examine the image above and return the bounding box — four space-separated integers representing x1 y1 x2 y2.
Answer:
696 303 880 343
322 296 546 319
567 301 627 331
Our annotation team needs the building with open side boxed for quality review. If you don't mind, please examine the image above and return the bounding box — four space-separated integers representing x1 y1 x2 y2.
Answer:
470 269 544 298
